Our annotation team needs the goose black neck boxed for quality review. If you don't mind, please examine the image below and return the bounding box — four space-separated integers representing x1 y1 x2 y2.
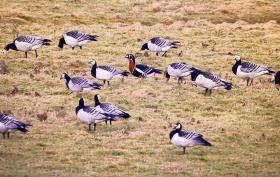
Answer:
64 74 71 88
91 62 97 78
5 43 17 51
191 69 200 81
94 95 100 106
232 60 241 75
58 37 65 48
141 43 148 51
169 128 181 140
76 98 84 114
164 71 170 79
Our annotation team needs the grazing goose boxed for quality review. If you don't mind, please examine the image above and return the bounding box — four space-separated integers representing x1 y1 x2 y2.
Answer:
76 98 113 131
169 123 211 154
125 54 162 78
89 59 129 86
141 37 180 56
275 71 280 91
191 69 232 96
164 62 195 84
93 94 130 125
232 56 275 86
61 73 101 94
0 114 32 139
58 30 98 50
3 35 51 58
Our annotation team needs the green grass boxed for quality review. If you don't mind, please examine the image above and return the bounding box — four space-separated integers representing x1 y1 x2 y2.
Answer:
0 0 280 176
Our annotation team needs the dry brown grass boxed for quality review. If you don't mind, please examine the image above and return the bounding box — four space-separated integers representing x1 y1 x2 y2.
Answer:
0 0 280 177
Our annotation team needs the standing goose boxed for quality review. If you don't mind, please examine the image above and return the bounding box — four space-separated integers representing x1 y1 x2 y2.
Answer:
58 30 98 50
169 123 211 154
3 35 51 58
164 62 195 84
141 37 180 56
61 73 102 94
76 98 113 131
232 56 275 86
0 114 32 139
191 69 232 96
89 59 129 86
125 54 162 78
93 94 130 125
275 71 280 91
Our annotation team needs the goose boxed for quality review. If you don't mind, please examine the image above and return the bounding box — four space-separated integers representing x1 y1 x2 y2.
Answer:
76 98 113 131
141 37 180 56
169 123 211 154
164 62 195 84
125 54 162 78
232 56 275 86
0 114 32 139
61 73 102 94
58 30 98 50
275 71 280 91
93 94 130 125
2 35 51 58
191 69 232 96
89 59 129 86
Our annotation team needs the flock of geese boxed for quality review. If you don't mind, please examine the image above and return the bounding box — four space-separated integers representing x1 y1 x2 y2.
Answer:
1 30 280 154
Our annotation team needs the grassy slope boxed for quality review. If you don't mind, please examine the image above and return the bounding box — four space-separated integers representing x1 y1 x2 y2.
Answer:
0 0 280 176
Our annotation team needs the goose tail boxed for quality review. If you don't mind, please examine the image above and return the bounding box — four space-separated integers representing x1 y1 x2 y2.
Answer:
195 137 212 146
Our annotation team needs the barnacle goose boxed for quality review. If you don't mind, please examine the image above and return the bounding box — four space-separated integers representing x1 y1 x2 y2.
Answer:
76 98 113 131
89 59 129 86
275 71 280 91
125 54 162 78
141 37 180 56
58 30 98 50
191 69 232 96
61 73 102 94
164 62 195 84
0 114 32 139
232 56 275 86
169 123 211 154
93 94 130 125
3 35 51 58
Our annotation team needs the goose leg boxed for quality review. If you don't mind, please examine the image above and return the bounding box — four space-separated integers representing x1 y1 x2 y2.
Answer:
209 89 212 96
107 81 110 86
93 123 96 131
162 51 167 57
25 52 28 58
7 132 10 139
72 47 74 50
183 147 186 154
177 78 180 84
79 46 82 49
35 50 38 58
204 89 208 96
110 119 112 125
249 79 254 86
88 124 91 131
103 80 106 85
156 53 159 56
246 78 250 86
2 133 5 139
105 120 108 125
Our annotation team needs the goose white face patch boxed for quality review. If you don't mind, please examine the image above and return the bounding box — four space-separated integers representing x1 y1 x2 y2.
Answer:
2 49 8 55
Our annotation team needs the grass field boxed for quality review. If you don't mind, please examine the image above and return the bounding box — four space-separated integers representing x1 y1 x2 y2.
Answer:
0 0 280 176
